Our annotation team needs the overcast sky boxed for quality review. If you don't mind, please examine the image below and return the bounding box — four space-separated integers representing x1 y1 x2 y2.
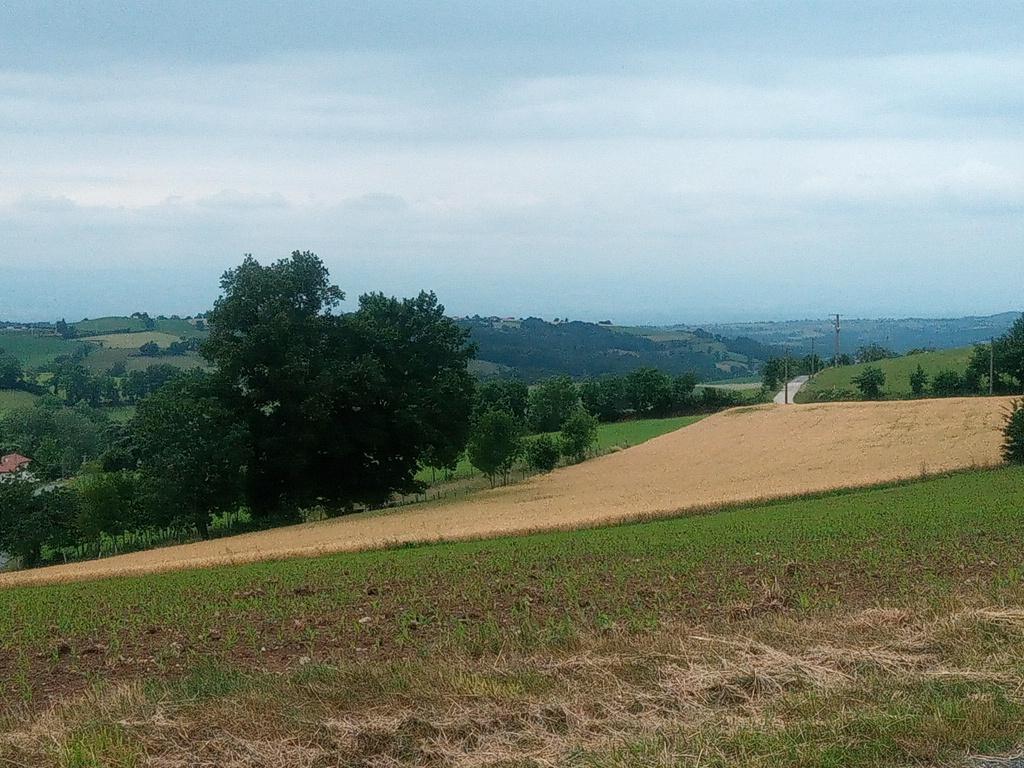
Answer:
1 1 1022 324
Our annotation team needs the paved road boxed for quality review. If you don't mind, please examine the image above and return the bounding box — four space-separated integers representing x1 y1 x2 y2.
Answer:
774 375 810 404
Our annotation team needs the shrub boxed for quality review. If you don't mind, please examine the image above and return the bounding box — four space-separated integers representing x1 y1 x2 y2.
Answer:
1004 399 1024 465
814 387 857 402
909 364 928 397
852 366 886 399
525 435 560 473
931 369 964 397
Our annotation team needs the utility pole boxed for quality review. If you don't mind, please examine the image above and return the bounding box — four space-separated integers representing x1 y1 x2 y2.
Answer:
810 336 816 376
784 347 790 404
833 314 841 366
990 337 995 395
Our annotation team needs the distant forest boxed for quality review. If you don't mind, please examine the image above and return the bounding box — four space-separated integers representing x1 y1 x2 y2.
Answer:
459 317 776 382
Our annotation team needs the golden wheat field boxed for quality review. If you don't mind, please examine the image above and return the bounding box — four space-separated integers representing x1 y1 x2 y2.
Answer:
1 396 1013 586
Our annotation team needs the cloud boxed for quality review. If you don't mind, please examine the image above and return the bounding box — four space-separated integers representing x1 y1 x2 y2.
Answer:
0 4 1023 322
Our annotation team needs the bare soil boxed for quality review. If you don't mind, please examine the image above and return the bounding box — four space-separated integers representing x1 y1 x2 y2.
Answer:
1 396 1011 586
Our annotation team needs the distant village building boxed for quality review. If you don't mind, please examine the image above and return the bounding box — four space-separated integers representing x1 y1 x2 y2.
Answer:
0 453 33 482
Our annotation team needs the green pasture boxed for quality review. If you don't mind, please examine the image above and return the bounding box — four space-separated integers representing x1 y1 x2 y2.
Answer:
0 389 38 413
416 414 703 484
0 331 85 368
797 347 974 402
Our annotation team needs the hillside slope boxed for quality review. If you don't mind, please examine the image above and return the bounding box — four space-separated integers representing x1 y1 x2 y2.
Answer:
462 317 774 381
707 312 1018 355
3 396 1011 586
796 347 973 402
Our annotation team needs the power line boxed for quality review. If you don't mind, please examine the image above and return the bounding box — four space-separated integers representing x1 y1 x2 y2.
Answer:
990 337 995 396
833 314 841 366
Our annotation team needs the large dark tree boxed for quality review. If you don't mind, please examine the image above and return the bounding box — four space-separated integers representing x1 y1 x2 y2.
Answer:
203 251 475 520
966 314 1024 394
0 479 80 568
130 371 250 538
579 376 628 422
0 351 23 389
337 291 476 502
852 366 886 399
994 315 1024 391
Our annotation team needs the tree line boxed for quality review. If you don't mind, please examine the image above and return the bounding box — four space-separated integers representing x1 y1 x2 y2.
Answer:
461 370 754 487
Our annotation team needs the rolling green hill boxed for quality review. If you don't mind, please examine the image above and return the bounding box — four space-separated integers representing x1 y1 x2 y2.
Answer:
462 317 775 382
0 318 209 376
796 347 973 402
72 316 205 337
0 331 86 368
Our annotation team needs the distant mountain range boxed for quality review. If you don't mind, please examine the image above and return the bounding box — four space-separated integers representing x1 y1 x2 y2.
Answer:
698 312 1021 356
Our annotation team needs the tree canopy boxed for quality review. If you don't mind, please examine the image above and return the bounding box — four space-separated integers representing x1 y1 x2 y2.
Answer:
202 251 475 520
130 371 251 538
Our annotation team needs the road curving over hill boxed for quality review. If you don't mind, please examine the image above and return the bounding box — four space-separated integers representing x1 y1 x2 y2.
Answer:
1 396 1014 586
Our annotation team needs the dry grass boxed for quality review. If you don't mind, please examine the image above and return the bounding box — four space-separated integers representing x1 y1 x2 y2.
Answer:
1 396 1012 586
4 602 1024 767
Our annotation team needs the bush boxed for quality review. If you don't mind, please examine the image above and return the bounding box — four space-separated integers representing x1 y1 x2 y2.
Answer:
559 407 598 463
1004 400 1024 465
525 435 560 473
909 364 928 397
814 387 858 402
852 366 886 399
855 344 897 363
931 369 964 397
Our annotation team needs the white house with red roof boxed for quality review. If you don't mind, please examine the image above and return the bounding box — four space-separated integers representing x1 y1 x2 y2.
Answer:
0 453 33 482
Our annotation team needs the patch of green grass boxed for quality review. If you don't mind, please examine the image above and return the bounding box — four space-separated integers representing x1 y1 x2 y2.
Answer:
77 346 132 373
0 331 87 367
704 375 762 386
798 347 973 402
51 722 143 768
103 406 136 423
0 389 38 413
415 415 703 484
590 678 1024 768
585 415 704 452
